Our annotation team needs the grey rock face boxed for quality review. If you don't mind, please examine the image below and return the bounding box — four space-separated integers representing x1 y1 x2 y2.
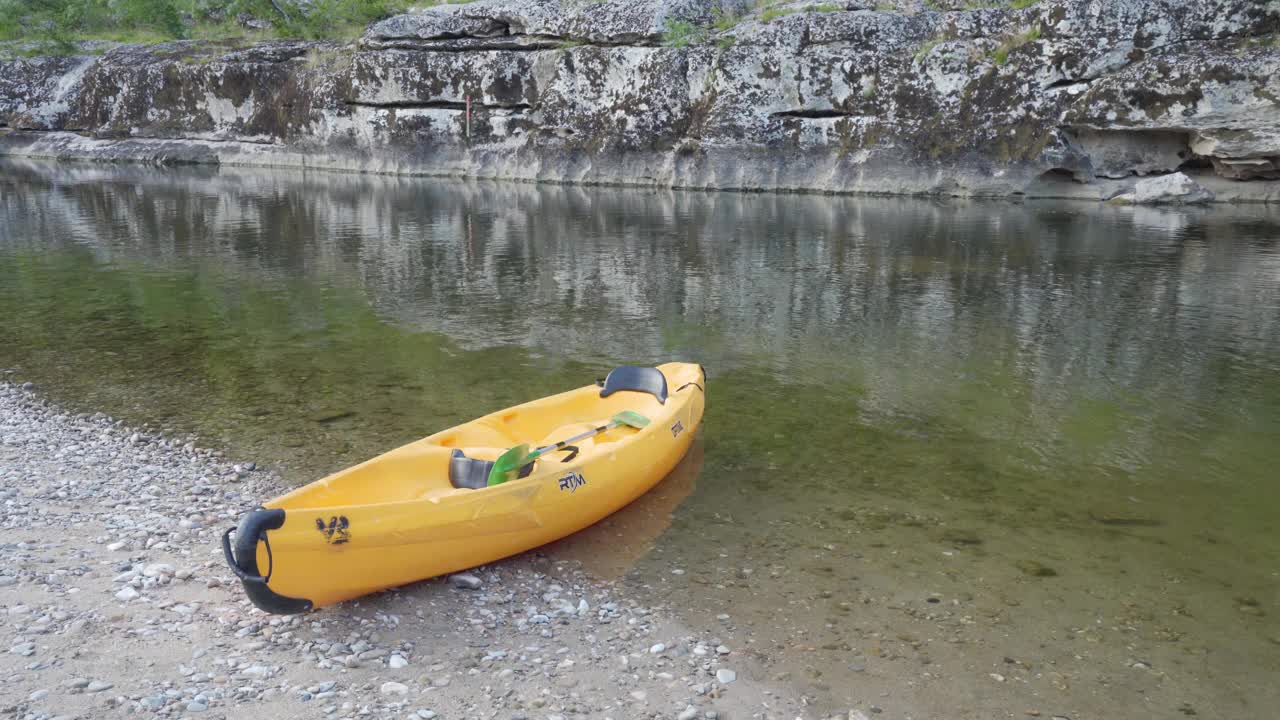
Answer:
365 0 754 49
0 54 97 130
0 0 1277 200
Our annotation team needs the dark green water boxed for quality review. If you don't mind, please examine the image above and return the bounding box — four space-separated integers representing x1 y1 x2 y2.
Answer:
1 160 1278 718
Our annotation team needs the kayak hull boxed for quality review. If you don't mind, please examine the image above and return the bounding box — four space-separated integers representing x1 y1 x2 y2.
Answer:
224 362 705 612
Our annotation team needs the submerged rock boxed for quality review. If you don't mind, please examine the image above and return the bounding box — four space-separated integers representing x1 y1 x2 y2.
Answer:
1015 559 1058 577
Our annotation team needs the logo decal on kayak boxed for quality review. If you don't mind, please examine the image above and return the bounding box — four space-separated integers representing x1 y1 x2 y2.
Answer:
316 516 350 545
671 420 684 438
558 472 587 493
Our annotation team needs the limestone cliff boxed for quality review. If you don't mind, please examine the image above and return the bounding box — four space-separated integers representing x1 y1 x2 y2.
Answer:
1 0 1277 201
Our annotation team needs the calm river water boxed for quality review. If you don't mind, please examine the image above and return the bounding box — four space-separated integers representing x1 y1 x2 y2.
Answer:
1 160 1277 719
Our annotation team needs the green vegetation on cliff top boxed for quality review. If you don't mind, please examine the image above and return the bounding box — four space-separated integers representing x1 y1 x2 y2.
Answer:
0 0 421 45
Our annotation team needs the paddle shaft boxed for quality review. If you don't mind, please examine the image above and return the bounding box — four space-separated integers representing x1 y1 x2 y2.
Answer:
532 420 620 459
488 411 648 486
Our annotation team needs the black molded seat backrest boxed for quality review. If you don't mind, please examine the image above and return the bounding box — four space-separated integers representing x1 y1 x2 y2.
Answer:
449 449 535 489
599 365 667 405
449 449 493 490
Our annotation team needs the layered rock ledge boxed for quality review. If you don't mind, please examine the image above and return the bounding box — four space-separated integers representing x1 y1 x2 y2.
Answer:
1 0 1278 201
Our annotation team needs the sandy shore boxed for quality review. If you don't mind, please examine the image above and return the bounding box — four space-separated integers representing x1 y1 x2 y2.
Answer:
0 382 812 720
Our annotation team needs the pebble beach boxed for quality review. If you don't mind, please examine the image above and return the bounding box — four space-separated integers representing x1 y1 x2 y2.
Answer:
0 382 807 720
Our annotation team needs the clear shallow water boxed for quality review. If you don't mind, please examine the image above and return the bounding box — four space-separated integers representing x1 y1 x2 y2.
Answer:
1 160 1278 718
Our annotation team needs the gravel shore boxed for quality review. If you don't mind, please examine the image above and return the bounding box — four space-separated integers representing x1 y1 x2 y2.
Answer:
0 382 807 720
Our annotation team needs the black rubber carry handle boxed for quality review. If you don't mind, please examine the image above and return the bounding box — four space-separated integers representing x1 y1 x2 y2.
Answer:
222 508 286 585
222 508 313 615
222 526 265 583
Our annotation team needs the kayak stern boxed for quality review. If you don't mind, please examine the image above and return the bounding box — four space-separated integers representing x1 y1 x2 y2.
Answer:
222 508 314 614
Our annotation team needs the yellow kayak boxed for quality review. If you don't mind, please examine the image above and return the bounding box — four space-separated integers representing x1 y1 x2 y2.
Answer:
223 362 706 613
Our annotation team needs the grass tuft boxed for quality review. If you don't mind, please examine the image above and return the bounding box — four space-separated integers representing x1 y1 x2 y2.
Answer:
991 25 1040 65
712 6 744 32
914 37 942 60
663 18 704 48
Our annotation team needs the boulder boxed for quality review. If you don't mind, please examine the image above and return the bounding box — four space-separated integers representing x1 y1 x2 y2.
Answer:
1119 172 1215 204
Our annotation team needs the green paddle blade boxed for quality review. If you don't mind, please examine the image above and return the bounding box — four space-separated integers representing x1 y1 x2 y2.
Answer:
487 443 531 486
613 410 650 429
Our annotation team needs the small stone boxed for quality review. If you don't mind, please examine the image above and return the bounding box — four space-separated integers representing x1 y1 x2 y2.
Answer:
649 643 666 654
990 673 1006 682
416 711 437 719
716 669 737 684
389 654 409 669
716 645 730 655
449 573 482 590
143 563 174 577
9 642 35 656
678 707 699 720
28 689 49 702
86 680 113 693
381 681 409 695
630 690 647 701
115 586 140 602
186 701 208 712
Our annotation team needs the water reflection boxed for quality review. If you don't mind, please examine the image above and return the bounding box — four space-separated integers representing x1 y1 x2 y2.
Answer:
1 159 1278 718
